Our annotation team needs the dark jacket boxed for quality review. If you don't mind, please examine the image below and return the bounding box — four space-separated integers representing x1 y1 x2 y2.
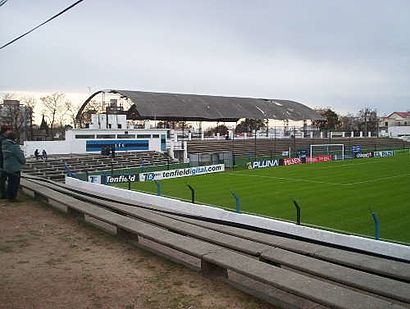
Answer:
0 134 6 169
2 139 26 173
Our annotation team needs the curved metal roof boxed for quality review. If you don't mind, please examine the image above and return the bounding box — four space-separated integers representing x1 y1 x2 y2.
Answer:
77 89 322 122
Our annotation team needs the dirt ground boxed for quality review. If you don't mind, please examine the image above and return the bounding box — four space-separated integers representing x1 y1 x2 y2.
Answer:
0 193 276 309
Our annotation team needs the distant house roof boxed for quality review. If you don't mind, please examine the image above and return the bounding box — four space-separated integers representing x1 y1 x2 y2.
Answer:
76 89 322 122
386 112 410 119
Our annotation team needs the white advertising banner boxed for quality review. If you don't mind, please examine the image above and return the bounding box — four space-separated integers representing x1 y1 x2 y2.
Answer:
373 150 395 158
139 164 225 182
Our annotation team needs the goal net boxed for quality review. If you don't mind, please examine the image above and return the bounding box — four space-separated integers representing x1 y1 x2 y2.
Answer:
310 144 345 161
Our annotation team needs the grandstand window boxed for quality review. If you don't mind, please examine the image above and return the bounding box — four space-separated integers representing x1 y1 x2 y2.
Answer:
96 134 116 139
117 134 135 139
152 134 160 138
137 134 151 138
75 134 95 139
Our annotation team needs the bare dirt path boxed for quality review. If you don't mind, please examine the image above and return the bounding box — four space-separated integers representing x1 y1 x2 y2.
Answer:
0 194 276 309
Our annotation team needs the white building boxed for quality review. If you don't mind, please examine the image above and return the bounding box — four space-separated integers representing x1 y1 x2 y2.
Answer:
379 112 410 139
23 114 169 157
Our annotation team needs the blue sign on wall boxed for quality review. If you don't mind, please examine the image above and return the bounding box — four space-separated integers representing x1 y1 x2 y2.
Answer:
352 145 362 155
86 139 149 152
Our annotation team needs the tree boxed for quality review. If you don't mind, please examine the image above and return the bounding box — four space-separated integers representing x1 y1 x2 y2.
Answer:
235 118 266 133
313 108 340 131
79 99 101 127
205 124 229 137
40 93 71 139
357 107 378 135
337 113 358 132
20 95 37 140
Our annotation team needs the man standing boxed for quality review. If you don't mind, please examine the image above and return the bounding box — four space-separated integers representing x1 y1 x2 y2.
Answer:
2 132 26 201
0 126 11 199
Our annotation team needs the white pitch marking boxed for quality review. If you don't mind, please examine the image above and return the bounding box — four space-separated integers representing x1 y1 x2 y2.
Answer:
224 172 345 186
225 172 410 187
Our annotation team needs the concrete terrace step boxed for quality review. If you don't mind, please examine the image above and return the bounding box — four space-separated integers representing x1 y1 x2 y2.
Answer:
23 151 174 179
20 179 409 309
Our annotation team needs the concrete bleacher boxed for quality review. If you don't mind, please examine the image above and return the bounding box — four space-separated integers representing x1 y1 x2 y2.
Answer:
187 137 410 158
20 178 410 308
22 151 174 181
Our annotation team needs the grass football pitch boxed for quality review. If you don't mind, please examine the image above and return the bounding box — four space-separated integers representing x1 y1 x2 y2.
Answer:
117 151 410 244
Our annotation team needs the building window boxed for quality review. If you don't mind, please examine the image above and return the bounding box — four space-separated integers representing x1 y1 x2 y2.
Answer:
75 134 95 139
385 122 388 127
117 134 135 139
96 134 116 139
152 134 160 138
118 124 122 129
137 134 151 138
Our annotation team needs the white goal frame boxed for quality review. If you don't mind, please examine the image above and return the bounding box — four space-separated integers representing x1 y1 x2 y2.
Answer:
310 144 345 161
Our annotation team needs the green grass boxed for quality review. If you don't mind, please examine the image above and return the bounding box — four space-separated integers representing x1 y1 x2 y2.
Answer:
116 151 410 244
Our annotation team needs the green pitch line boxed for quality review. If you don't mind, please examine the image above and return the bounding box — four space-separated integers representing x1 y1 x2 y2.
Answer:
116 152 410 244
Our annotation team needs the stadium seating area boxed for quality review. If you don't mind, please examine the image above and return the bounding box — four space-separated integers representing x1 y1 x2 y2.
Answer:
23 151 174 182
187 137 410 158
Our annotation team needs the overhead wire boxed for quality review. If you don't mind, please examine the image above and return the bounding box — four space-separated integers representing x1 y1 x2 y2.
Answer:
0 0 84 51
0 0 8 8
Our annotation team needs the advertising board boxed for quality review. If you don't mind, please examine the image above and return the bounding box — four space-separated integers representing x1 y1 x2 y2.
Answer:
283 157 303 166
306 154 333 163
105 174 138 184
352 145 362 155
355 152 373 158
246 159 280 169
88 175 102 184
373 150 395 158
88 174 138 184
139 164 225 182
86 139 149 152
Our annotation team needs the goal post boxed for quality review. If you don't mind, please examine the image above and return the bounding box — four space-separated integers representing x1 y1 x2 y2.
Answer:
310 144 345 161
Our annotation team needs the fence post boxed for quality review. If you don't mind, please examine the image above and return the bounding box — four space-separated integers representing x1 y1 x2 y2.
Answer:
292 200 301 225
231 192 240 213
140 160 145 173
370 209 380 240
154 180 161 196
187 184 195 203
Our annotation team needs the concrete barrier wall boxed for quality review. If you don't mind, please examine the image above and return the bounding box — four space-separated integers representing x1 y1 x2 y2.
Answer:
23 140 84 157
65 177 410 261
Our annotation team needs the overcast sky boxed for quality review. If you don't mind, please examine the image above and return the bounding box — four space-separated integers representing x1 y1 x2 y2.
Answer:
0 0 409 116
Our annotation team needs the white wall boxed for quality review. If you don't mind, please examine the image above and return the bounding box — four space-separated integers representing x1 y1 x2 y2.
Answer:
388 126 410 137
66 177 410 261
23 140 84 157
24 128 168 157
